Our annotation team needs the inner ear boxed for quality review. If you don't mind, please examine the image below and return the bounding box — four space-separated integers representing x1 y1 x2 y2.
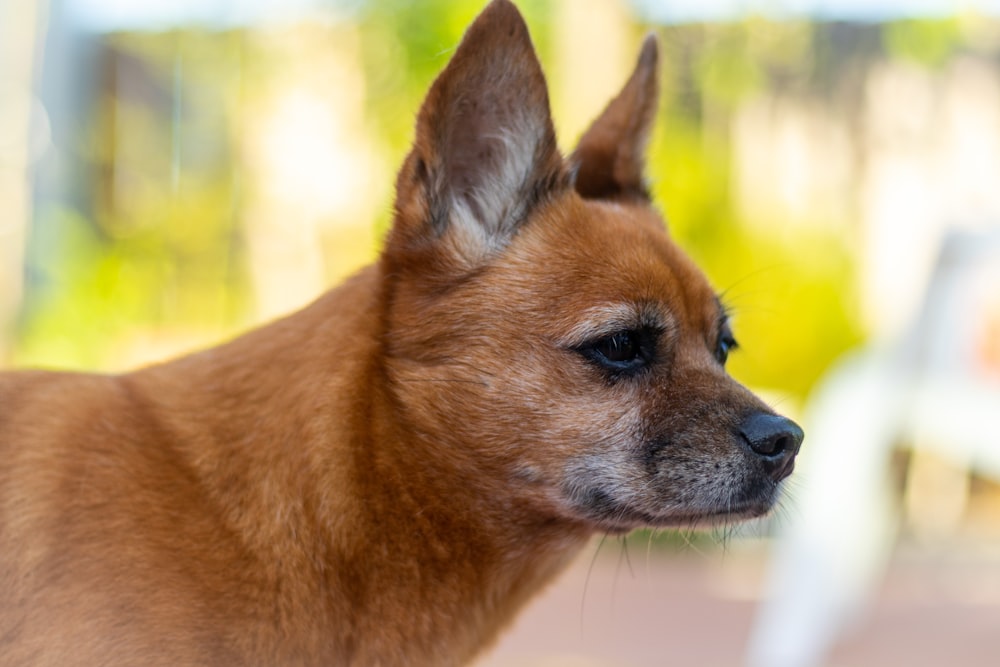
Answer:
438 93 556 232
571 35 659 202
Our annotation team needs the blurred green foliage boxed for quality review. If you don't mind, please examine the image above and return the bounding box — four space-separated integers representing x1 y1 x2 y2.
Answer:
13 1 977 403
883 18 962 66
18 31 249 369
650 20 863 400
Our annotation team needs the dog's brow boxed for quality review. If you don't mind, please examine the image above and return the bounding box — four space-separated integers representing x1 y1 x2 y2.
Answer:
714 297 735 339
561 303 672 346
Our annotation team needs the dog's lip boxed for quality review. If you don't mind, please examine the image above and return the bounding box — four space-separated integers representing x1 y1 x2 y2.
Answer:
772 456 797 482
583 496 776 533
646 501 774 527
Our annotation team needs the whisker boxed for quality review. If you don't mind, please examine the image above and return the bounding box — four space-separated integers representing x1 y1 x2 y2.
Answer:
719 264 792 302
580 534 608 638
612 537 626 614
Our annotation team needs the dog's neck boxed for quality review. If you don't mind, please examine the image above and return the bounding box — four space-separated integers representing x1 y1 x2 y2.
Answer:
130 266 589 665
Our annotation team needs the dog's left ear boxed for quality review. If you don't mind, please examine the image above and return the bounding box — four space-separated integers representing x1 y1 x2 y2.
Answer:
389 0 568 269
571 35 659 202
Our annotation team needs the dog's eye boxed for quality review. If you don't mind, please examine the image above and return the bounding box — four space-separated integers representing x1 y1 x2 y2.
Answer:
577 329 650 375
596 331 639 363
716 331 738 365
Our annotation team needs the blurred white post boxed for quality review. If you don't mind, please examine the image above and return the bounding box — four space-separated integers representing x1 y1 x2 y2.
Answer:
745 349 904 667
0 0 47 361
746 228 1000 667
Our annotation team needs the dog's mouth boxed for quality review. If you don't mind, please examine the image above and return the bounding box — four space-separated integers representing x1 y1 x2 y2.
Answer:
570 480 784 535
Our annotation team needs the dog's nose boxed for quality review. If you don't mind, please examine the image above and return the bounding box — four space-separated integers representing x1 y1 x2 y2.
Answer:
739 412 804 481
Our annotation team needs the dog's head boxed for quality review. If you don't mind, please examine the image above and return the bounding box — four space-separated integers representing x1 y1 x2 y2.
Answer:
381 0 802 533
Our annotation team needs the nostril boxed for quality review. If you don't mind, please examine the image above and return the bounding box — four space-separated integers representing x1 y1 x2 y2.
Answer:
763 433 789 457
739 413 804 460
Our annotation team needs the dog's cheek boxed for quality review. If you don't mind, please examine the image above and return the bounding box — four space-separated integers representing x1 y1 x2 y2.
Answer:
475 360 647 515
505 378 635 474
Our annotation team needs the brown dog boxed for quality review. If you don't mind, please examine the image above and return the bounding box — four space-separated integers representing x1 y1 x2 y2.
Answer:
0 1 802 665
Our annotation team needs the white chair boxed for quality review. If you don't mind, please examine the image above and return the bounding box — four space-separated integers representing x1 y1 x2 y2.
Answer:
745 226 1000 667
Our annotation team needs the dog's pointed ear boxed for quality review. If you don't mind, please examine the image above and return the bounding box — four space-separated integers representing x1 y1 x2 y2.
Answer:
571 34 659 202
390 0 568 267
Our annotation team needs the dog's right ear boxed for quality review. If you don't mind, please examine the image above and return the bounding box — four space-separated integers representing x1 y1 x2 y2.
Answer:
571 35 659 202
388 0 569 271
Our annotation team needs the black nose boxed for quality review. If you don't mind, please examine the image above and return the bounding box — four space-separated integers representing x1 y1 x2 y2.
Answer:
738 412 804 480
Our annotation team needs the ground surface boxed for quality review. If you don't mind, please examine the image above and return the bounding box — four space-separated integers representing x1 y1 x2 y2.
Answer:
477 538 1000 667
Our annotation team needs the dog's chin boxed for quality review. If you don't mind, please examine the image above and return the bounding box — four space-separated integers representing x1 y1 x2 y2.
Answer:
590 505 773 536
573 485 782 535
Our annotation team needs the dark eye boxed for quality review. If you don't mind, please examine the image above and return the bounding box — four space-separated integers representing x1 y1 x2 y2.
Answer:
577 329 651 376
716 330 738 365
596 331 639 364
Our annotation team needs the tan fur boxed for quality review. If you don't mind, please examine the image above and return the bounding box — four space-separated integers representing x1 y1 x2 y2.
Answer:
0 2 801 665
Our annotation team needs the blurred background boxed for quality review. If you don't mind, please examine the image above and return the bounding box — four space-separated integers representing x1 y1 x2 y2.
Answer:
2 0 999 665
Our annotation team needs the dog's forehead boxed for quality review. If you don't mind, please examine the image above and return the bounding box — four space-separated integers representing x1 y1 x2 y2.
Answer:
503 195 721 334
563 199 712 300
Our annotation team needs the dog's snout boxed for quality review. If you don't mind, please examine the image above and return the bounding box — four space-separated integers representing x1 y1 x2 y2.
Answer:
739 412 804 480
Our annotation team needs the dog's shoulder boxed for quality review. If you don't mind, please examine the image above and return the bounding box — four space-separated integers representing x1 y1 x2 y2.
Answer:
0 370 119 450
